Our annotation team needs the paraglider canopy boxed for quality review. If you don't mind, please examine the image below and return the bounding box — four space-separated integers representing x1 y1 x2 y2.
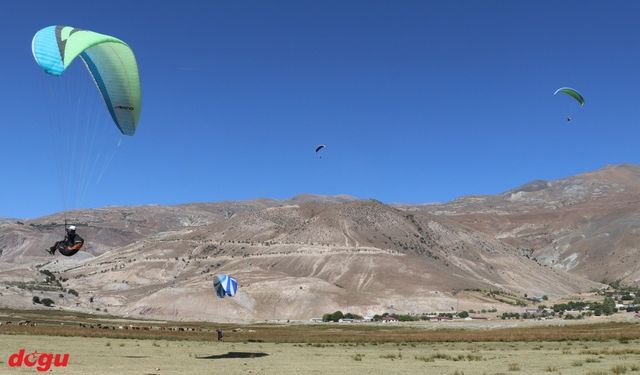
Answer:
32 25 141 136
315 144 326 153
213 274 238 298
554 87 584 106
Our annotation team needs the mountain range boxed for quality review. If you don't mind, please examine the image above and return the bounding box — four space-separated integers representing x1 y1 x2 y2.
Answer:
1 165 638 322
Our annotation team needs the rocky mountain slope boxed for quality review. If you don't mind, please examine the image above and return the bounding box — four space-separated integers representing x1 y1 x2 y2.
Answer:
4 165 635 322
418 164 640 284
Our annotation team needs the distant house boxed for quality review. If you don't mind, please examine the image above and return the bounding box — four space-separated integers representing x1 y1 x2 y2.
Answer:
381 316 398 323
618 304 637 311
338 318 355 323
528 295 545 302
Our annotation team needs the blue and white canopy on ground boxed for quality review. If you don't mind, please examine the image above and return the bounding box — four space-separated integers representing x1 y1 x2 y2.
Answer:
213 274 238 298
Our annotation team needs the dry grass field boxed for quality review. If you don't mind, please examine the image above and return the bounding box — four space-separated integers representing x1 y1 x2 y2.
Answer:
1 309 640 374
2 334 640 374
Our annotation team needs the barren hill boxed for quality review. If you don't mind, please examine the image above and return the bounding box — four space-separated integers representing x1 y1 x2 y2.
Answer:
17 162 640 323
0 191 598 322
419 164 640 284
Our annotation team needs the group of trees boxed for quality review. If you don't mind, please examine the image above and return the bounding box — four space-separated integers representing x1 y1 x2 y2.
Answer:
29 268 81 307
324 281 639 324
322 311 363 322
501 312 523 320
552 297 618 316
32 296 54 307
369 312 472 321
552 301 588 312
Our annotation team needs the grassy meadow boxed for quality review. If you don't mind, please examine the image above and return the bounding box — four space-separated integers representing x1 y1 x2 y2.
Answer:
2 334 640 374
1 309 640 374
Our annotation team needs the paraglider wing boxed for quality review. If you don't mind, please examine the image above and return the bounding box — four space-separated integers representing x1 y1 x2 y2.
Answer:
213 274 238 299
315 144 325 153
554 87 584 106
32 25 141 135
213 277 226 298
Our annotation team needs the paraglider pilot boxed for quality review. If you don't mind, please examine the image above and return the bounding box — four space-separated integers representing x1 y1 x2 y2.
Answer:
47 225 84 256
216 329 224 342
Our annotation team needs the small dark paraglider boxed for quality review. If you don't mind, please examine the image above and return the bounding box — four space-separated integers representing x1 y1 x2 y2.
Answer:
315 144 326 158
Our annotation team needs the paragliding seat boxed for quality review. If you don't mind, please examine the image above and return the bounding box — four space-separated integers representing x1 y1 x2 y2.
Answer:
57 242 83 257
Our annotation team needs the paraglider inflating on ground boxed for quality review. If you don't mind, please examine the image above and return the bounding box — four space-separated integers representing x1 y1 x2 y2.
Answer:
214 274 238 298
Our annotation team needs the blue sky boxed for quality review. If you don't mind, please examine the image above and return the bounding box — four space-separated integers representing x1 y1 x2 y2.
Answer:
2 1 640 218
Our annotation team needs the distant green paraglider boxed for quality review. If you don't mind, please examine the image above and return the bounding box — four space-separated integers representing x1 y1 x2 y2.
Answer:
554 87 584 123
554 87 584 107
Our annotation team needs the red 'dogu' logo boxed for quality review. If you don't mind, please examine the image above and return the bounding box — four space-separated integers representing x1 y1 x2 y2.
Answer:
8 349 69 372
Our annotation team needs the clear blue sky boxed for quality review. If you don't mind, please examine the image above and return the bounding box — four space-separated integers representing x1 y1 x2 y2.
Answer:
2 1 640 218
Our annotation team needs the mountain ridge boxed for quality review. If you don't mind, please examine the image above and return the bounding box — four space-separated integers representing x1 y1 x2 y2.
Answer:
2 164 638 322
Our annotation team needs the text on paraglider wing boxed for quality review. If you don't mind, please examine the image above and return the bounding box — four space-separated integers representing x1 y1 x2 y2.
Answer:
115 105 135 111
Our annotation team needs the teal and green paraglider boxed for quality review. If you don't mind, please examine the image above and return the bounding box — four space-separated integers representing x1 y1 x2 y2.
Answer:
32 25 141 135
32 25 141 231
554 87 584 107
